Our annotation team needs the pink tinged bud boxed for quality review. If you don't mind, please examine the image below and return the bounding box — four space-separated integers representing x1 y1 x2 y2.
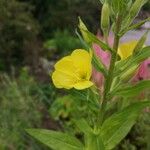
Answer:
92 69 104 91
93 32 113 68
93 44 111 68
132 58 150 82
92 33 113 90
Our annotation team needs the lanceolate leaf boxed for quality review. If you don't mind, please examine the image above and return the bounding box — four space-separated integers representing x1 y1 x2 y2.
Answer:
73 119 93 134
115 46 150 77
129 0 148 20
131 46 150 63
80 28 112 52
100 101 150 150
78 17 91 44
120 0 148 32
78 17 112 52
26 129 84 150
73 118 105 150
110 80 150 97
86 133 105 150
129 17 150 30
92 52 108 77
111 0 131 15
133 31 149 54
119 17 150 36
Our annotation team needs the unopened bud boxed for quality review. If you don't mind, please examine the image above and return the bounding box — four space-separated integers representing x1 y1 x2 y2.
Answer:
101 2 110 37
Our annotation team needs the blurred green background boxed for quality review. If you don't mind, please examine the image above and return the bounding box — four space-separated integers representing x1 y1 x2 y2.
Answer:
0 0 150 149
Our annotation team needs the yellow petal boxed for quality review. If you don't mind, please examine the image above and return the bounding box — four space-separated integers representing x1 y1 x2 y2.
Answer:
118 41 137 60
54 56 76 77
73 81 93 90
52 70 76 89
71 49 92 80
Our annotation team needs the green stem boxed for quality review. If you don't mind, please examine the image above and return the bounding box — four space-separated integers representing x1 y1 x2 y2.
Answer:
97 16 121 126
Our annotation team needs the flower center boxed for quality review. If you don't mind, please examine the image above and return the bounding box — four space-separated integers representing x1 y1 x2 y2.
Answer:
80 73 87 80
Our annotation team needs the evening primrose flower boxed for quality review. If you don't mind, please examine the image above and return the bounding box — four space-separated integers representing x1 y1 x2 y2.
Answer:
52 49 93 90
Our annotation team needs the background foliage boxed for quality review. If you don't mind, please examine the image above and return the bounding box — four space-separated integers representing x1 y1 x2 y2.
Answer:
0 0 150 149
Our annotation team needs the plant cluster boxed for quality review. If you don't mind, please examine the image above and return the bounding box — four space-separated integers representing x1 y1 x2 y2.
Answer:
26 0 150 149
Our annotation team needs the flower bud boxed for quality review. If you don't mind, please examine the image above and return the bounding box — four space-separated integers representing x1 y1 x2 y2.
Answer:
101 2 110 37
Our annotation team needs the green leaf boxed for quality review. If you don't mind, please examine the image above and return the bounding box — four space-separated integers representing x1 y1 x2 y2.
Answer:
92 52 108 77
120 0 148 32
110 80 150 98
129 17 150 30
74 119 93 134
78 17 91 44
86 133 105 150
133 31 149 54
26 129 84 150
72 106 105 150
126 45 150 65
111 0 125 14
110 0 132 16
115 46 150 77
119 17 150 36
100 101 150 150
119 64 139 81
75 29 90 50
81 28 112 52
78 17 112 52
129 0 147 19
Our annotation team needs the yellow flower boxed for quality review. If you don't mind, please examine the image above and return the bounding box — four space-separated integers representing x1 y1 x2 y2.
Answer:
52 49 93 90
118 41 137 60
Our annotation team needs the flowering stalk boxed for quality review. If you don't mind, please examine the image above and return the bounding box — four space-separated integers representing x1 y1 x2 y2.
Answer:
98 15 121 125
26 1 150 150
